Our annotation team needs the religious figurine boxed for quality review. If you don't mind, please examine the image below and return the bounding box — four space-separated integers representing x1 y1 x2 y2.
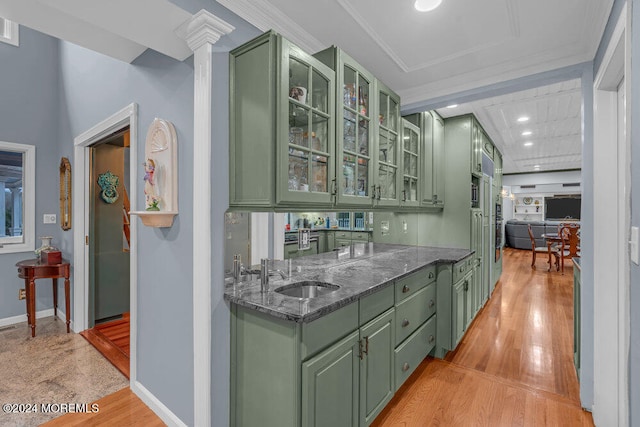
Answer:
144 159 160 210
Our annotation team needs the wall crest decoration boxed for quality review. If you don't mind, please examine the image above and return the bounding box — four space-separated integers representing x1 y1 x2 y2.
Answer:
97 171 120 204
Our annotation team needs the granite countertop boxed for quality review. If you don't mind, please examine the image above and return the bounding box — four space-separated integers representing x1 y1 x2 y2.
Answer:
224 243 473 323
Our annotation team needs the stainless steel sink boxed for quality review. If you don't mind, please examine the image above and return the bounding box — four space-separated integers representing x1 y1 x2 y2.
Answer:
274 281 339 298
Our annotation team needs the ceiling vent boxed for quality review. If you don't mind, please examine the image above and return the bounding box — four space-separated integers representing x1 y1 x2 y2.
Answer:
562 183 581 187
520 185 536 189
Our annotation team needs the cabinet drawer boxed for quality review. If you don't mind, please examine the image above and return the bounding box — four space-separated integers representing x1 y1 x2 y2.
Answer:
452 256 472 283
335 239 351 248
301 303 358 360
334 231 352 240
395 284 433 346
394 315 436 390
359 285 394 326
351 231 370 242
394 265 436 303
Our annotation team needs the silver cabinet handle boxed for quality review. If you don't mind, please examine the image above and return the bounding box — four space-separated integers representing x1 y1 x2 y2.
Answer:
402 319 410 328
429 299 435 308
429 335 435 343
402 285 410 294
402 362 410 372
371 185 377 199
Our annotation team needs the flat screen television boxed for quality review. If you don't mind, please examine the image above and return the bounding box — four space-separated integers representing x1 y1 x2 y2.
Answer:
545 196 581 221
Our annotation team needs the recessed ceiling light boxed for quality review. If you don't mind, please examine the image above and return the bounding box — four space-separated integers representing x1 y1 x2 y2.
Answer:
446 104 458 109
414 0 443 12
522 130 532 136
517 116 530 122
534 165 541 169
524 142 533 147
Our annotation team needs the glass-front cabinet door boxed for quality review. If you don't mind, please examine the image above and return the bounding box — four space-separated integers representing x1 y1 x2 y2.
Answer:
376 81 400 207
335 52 375 207
401 119 420 207
278 40 335 206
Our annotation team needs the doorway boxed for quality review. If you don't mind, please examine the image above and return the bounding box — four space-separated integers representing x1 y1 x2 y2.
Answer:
88 129 130 326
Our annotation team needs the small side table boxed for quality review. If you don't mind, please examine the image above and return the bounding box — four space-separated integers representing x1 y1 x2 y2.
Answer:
16 258 71 337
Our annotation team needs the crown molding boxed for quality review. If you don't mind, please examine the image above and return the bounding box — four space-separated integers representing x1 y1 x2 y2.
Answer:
216 0 325 53
176 9 235 51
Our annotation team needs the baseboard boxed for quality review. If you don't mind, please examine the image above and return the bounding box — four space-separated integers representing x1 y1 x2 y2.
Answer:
0 308 55 328
131 380 188 427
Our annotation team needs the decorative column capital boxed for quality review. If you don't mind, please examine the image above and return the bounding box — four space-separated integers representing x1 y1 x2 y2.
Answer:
176 9 235 52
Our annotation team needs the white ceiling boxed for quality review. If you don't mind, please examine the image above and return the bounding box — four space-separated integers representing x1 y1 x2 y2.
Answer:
436 79 583 174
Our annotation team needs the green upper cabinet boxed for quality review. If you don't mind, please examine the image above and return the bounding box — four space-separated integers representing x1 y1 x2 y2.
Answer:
315 47 375 207
400 118 420 208
375 81 401 207
470 118 483 178
230 31 336 209
314 47 401 209
403 111 445 209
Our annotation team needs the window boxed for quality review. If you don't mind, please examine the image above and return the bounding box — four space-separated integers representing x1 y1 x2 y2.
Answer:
0 142 34 254
0 17 19 47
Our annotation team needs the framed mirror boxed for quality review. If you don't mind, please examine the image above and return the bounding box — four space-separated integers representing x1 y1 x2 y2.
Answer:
59 157 71 230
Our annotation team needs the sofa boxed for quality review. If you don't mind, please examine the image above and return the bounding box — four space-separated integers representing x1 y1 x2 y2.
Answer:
505 220 565 250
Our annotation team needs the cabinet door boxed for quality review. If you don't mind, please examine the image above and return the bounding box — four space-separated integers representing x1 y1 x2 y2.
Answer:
360 309 395 426
471 119 482 177
336 52 375 207
465 271 474 329
420 111 435 205
400 119 420 208
432 112 445 206
375 81 401 207
279 40 335 206
452 278 466 346
302 331 360 427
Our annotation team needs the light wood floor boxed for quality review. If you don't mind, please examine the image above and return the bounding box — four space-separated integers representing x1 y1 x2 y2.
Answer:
41 388 165 427
372 248 593 426
80 313 130 378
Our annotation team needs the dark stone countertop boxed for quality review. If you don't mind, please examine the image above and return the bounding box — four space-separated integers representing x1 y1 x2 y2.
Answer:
224 243 473 323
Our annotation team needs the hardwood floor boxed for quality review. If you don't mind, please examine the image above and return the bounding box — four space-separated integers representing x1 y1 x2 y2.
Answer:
80 313 130 379
41 388 165 427
372 247 593 426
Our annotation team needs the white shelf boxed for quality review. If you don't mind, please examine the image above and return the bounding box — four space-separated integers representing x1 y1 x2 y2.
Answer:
513 194 545 220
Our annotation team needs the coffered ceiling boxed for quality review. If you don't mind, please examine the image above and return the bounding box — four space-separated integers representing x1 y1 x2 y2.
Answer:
436 79 583 174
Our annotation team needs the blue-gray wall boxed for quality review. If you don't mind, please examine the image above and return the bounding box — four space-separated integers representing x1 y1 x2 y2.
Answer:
0 27 61 318
57 42 196 424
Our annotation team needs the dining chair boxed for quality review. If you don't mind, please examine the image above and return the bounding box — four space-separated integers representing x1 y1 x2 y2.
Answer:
528 224 556 269
554 224 580 273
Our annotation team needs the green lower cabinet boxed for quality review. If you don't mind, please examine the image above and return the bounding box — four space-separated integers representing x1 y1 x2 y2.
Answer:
453 277 466 346
360 309 395 426
394 315 436 390
284 241 319 259
302 331 360 427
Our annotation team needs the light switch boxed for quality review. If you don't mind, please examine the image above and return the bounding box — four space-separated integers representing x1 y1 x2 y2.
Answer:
43 214 56 224
631 226 639 265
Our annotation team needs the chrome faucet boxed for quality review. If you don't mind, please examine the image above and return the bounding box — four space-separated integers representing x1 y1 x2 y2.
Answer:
260 258 289 292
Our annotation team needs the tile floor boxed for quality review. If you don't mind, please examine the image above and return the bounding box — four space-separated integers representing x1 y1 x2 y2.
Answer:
0 316 128 426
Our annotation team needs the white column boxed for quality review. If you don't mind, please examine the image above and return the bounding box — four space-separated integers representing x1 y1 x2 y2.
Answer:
176 11 234 427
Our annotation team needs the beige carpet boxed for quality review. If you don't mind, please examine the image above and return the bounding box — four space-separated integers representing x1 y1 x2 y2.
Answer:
0 316 128 426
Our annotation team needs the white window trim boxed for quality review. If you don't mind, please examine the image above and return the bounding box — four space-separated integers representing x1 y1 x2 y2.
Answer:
0 141 34 254
0 18 19 47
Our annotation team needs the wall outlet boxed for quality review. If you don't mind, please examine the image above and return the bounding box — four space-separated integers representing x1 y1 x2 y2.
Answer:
43 214 56 224
18 288 26 300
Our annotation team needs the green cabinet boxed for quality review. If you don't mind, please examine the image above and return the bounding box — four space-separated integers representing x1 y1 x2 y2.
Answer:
359 309 395 425
453 274 467 346
314 47 401 209
284 240 319 259
403 111 444 208
230 31 336 209
400 119 421 208
302 331 360 427
470 118 483 178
